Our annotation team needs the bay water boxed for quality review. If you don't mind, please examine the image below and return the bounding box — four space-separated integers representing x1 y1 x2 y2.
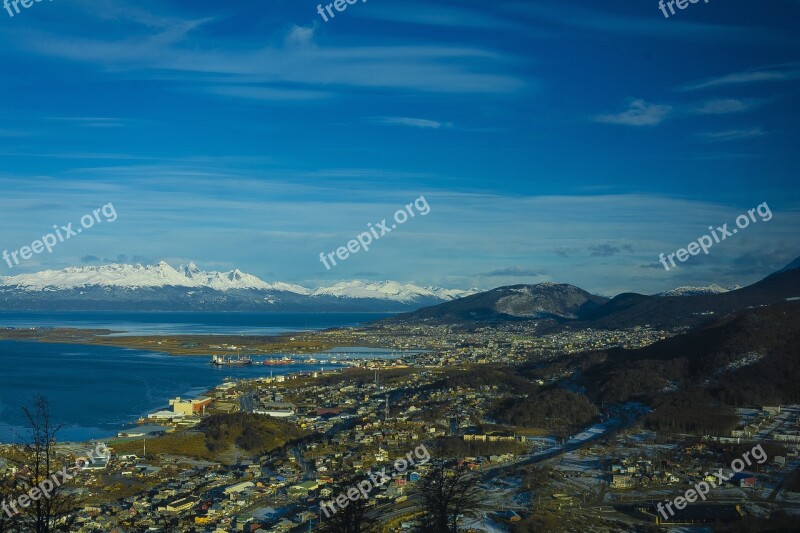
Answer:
0 312 394 443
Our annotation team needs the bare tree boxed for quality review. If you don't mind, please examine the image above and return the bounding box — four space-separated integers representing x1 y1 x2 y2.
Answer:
12 396 80 532
417 461 481 533
0 471 23 533
320 485 370 533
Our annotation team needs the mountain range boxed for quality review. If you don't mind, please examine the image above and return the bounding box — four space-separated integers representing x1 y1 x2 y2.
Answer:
1 257 798 326
0 262 478 312
391 256 800 329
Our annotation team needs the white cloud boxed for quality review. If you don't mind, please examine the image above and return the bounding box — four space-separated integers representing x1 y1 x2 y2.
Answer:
594 99 672 126
284 25 316 48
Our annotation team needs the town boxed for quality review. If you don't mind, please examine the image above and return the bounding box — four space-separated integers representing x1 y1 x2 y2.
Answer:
1 317 797 532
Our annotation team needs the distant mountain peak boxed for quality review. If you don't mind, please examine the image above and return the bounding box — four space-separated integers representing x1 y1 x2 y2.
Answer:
778 256 800 273
392 281 609 323
180 262 202 278
310 280 478 303
657 284 739 297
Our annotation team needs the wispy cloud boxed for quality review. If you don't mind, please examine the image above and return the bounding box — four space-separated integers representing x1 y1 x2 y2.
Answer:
482 266 544 277
19 14 526 98
680 63 800 91
0 129 28 137
690 98 763 115
369 117 452 129
594 99 672 126
553 247 579 257
204 85 333 102
47 117 132 128
355 2 527 31
588 243 632 257
504 2 783 43
695 128 767 142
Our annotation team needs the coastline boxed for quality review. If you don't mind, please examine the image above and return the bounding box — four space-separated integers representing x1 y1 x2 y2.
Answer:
0 326 375 356
0 331 409 446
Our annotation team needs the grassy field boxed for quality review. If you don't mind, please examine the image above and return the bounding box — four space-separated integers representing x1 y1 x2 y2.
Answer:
109 431 215 461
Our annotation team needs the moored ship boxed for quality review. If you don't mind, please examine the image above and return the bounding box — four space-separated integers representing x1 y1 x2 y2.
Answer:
211 354 253 366
262 357 294 366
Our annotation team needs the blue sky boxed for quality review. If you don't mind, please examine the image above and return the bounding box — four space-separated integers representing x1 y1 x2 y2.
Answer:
0 0 798 295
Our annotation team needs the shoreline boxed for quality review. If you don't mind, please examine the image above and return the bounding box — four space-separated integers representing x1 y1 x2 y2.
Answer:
0 355 353 447
0 325 379 356
0 330 411 447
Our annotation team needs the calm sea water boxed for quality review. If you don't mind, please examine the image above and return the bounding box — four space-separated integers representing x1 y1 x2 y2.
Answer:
0 312 396 443
0 311 394 336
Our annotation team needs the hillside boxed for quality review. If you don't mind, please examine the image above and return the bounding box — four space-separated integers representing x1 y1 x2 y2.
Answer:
386 256 800 329
577 267 800 329
388 283 608 323
580 301 800 407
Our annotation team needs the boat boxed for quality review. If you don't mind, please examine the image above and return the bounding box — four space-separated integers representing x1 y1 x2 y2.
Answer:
262 357 294 366
211 354 253 366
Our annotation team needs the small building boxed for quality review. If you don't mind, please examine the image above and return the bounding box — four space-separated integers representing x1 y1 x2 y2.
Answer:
81 457 109 471
214 401 238 413
731 473 757 488
148 409 182 420
611 474 634 489
169 397 213 416
288 480 319 497
224 481 255 496
166 497 197 513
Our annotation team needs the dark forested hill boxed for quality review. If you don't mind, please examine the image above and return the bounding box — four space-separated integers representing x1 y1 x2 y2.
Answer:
580 301 800 407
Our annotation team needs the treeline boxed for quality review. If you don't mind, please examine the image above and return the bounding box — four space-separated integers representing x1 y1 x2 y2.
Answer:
491 389 598 432
516 351 607 381
581 303 800 407
782 467 800 493
426 365 538 395
712 341 800 405
643 392 738 435
315 367 416 388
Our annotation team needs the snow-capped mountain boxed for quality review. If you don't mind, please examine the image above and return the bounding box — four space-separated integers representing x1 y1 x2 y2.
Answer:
657 284 741 297
177 262 310 293
1 262 192 291
310 281 477 303
0 262 474 311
